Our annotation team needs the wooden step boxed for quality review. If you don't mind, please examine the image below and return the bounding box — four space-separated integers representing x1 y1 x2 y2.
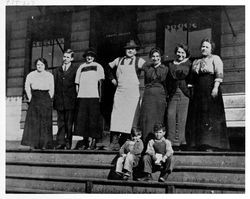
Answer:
6 149 245 167
6 161 245 184
6 174 245 193
6 186 70 193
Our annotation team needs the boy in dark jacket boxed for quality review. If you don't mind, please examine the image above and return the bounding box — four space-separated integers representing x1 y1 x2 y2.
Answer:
53 49 78 149
115 128 144 180
138 122 174 182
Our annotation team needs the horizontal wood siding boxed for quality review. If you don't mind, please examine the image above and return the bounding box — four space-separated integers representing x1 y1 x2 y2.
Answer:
10 39 26 49
6 7 40 97
7 68 25 78
221 6 245 93
221 82 245 93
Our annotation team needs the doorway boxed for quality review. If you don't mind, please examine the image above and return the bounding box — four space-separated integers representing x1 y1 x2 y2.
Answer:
90 6 138 130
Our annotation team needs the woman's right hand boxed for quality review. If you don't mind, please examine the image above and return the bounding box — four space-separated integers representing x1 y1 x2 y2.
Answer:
111 79 117 86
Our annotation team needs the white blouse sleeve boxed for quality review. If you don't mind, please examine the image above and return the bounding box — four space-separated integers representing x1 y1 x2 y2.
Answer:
213 55 223 83
75 64 83 84
48 73 54 98
97 63 105 80
25 73 32 101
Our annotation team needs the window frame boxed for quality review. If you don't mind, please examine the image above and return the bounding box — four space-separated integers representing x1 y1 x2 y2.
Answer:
27 11 72 73
156 6 222 61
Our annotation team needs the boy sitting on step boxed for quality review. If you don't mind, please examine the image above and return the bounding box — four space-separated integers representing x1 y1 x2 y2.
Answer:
115 128 144 180
138 122 174 182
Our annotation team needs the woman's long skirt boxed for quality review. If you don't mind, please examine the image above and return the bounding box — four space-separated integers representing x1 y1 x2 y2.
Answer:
74 98 102 139
190 74 230 150
139 85 166 142
21 90 53 149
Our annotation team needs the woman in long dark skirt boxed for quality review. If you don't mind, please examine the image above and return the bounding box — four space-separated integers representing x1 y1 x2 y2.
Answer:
21 58 54 149
139 48 168 143
190 38 230 151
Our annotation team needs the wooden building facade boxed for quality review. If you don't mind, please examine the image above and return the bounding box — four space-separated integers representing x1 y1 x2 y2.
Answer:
6 6 245 145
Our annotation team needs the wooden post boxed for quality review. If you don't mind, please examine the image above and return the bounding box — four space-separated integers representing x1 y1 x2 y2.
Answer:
86 181 93 193
166 185 175 193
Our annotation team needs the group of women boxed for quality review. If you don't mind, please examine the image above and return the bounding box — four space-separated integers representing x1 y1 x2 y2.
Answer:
139 38 229 151
21 37 230 152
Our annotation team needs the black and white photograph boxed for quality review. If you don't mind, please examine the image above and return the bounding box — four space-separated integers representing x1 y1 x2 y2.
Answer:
2 0 247 197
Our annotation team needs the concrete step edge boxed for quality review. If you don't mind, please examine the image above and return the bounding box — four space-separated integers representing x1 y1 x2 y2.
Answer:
6 186 71 193
6 149 246 156
6 161 245 173
6 174 245 191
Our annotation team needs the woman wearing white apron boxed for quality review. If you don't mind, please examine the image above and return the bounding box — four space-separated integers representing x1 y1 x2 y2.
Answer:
106 40 145 151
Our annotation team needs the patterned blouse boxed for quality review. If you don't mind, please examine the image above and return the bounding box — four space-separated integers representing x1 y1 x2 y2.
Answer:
192 54 223 83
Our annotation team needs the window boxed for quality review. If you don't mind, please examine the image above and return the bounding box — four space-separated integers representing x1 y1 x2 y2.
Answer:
165 26 211 60
31 38 64 73
156 7 221 61
28 11 71 73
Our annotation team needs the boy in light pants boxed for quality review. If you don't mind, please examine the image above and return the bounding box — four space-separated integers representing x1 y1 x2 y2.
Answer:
115 128 144 180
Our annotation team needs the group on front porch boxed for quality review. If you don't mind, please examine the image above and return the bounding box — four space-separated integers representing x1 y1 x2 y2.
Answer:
21 38 230 155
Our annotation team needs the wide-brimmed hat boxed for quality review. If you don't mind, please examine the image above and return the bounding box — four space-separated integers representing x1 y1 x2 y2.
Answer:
83 48 97 58
124 40 140 49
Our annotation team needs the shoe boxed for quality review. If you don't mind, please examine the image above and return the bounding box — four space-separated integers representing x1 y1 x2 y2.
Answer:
158 173 169 182
55 144 65 150
115 171 124 177
122 171 131 180
104 133 120 151
65 142 71 150
158 177 165 182
137 173 152 181
78 138 89 150
122 175 129 181
89 139 97 150
79 145 89 150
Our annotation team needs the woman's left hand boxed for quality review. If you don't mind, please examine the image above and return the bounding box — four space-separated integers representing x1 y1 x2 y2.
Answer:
211 87 218 98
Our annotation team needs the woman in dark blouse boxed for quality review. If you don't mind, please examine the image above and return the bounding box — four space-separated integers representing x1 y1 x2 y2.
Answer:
166 44 192 151
139 48 168 143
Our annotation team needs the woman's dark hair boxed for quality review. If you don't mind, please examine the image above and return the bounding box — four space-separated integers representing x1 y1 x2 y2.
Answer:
149 47 163 58
153 122 166 132
200 38 216 53
174 43 191 58
34 58 49 70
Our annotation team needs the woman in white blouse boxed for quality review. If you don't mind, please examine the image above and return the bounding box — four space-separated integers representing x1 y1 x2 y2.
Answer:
21 58 54 149
189 38 229 151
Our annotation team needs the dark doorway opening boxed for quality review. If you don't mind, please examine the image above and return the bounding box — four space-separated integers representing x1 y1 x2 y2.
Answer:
90 6 138 130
